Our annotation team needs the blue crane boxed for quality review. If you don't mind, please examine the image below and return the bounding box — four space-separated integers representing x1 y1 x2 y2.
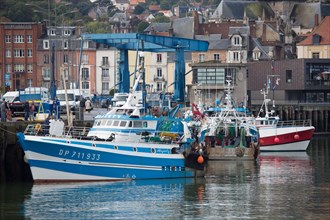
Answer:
81 33 209 103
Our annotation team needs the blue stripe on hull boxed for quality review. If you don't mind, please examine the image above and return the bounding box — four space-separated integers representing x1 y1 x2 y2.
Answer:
28 160 195 180
25 141 184 167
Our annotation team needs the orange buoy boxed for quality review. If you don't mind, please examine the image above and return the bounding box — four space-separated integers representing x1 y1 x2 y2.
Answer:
294 134 300 140
274 137 280 143
197 155 204 164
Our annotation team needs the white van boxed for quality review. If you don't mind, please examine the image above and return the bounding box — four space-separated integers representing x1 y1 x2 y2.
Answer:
56 89 84 113
2 91 20 103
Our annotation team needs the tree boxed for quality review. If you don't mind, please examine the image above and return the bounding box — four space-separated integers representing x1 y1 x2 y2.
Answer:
133 5 145 15
160 1 171 10
84 21 109 33
152 14 170 23
137 21 149 33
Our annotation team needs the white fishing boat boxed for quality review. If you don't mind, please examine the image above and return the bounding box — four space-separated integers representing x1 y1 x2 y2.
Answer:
190 76 260 160
256 76 315 152
16 59 207 183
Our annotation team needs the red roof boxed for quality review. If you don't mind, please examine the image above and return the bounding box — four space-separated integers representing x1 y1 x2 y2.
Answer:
297 16 330 46
149 5 161 11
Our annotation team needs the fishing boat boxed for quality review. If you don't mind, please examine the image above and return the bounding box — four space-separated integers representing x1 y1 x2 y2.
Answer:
16 66 207 183
256 77 315 152
190 76 260 160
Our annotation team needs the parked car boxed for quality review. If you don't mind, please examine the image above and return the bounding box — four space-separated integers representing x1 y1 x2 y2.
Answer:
101 98 111 108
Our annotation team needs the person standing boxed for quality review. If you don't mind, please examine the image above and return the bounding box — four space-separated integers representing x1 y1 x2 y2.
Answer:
85 98 92 113
24 101 30 121
29 101 36 121
1 98 7 122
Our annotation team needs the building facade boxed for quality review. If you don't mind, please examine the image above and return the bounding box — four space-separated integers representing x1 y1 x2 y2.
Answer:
0 22 44 92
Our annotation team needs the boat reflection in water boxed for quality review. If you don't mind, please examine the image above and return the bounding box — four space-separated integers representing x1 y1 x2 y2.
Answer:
22 178 206 219
14 136 330 219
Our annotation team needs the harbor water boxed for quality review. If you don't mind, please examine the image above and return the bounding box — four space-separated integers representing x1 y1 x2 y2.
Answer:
1 135 329 219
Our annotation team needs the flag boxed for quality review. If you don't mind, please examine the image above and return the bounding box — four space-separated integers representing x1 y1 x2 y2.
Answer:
276 78 280 85
273 78 280 90
271 60 275 72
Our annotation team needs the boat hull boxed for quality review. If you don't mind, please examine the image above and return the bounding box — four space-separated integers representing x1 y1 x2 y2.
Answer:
259 126 315 151
17 133 204 182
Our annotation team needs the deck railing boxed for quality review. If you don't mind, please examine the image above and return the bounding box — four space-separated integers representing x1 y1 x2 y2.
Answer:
276 119 313 128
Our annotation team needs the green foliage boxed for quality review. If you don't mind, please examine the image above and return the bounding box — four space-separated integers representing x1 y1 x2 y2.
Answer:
84 21 110 34
152 15 170 23
137 21 150 33
0 0 93 23
134 5 145 15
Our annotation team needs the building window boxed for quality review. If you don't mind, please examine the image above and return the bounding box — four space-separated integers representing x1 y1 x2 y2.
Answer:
102 57 109 65
63 54 68 63
63 40 68 49
157 82 162 91
156 54 162 62
82 68 89 80
5 49 11 58
214 54 220 61
63 29 70 36
233 52 239 61
43 40 49 49
44 55 49 64
27 35 32 43
14 49 25 57
312 34 321 45
197 68 231 85
233 36 241 45
253 51 260 60
102 68 109 79
286 70 292 83
82 82 89 89
6 64 11 73
27 79 32 87
199 54 205 62
27 64 33 73
82 54 88 64
5 35 11 43
14 35 24 43
312 53 319 59
48 29 56 36
27 49 32 57
102 82 109 91
157 68 162 78
14 64 25 72
43 68 50 79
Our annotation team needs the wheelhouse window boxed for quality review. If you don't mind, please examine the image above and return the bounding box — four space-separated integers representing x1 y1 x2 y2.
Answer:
134 121 142 128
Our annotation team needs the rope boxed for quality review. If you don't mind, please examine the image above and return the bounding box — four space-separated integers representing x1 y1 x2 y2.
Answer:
0 125 20 135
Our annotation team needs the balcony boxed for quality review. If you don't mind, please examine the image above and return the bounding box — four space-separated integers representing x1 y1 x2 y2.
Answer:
102 76 110 81
305 80 330 89
43 75 50 81
154 76 165 81
100 61 109 67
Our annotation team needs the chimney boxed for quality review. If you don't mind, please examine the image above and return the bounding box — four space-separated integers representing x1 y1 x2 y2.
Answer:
315 14 319 27
193 11 199 35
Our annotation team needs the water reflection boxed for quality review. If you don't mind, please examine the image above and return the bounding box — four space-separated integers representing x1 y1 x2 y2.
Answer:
1 135 329 219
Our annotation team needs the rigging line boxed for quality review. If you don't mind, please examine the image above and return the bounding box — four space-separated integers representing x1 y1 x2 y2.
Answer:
0 125 17 135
